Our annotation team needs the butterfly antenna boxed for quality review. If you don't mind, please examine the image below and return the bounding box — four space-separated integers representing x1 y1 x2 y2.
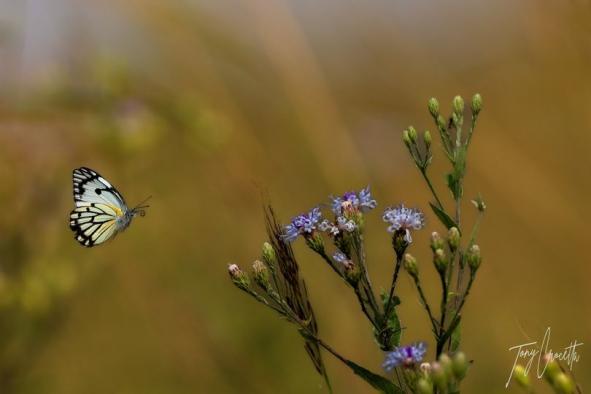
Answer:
133 196 152 216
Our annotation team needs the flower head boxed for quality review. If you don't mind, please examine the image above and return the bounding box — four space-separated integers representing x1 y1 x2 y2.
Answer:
331 186 377 216
283 207 322 242
383 342 427 371
382 204 425 243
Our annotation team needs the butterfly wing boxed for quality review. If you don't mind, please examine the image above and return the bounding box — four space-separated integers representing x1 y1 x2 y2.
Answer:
70 167 129 247
73 167 127 208
69 205 121 247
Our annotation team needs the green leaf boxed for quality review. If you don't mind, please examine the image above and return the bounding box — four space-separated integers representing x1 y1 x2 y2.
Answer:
376 294 402 350
429 202 458 230
450 322 461 352
342 359 404 394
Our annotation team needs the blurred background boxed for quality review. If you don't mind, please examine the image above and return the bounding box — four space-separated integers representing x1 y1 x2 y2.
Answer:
0 0 590 393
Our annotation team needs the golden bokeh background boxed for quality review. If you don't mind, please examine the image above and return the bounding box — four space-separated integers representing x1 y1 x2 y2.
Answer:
0 1 589 393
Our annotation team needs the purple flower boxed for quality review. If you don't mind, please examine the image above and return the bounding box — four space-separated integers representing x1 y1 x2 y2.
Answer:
383 342 427 371
333 251 348 263
331 186 377 216
283 207 322 242
382 204 425 243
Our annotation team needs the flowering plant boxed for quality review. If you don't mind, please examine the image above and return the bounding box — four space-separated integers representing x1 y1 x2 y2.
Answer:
227 95 578 393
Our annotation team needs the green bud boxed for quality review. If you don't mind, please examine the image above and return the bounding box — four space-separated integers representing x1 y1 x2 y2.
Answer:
452 351 468 380
452 95 464 115
252 260 271 291
467 245 481 272
430 362 448 391
262 242 276 266
402 129 412 148
447 227 460 252
408 126 418 143
438 354 453 377
428 97 440 118
437 115 447 131
343 259 361 284
513 365 531 390
228 263 250 290
543 358 561 383
423 130 432 148
305 232 325 255
471 93 482 115
416 377 433 394
430 232 444 252
434 248 448 273
403 253 419 280
553 373 575 394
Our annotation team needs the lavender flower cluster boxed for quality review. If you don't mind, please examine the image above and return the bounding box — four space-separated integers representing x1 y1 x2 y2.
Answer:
282 187 424 245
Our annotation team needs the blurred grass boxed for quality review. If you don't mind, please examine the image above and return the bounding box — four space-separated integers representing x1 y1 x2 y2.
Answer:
0 0 590 393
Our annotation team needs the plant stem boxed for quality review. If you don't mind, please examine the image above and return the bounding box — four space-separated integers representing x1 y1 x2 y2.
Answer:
383 254 403 321
420 168 445 211
413 279 439 336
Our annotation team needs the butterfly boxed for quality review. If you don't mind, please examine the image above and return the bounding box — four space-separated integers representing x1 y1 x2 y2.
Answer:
69 167 150 247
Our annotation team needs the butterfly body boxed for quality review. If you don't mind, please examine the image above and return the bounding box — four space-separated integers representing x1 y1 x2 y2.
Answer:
69 167 148 247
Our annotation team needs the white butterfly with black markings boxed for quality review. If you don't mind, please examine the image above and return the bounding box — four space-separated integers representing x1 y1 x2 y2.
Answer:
69 167 150 247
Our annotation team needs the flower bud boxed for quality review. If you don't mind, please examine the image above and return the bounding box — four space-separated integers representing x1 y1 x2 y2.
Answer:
428 97 440 118
228 263 250 290
543 358 561 383
430 362 447 391
513 365 531 390
305 232 325 254
437 115 447 131
430 232 444 252
447 227 460 252
434 248 448 273
402 129 412 148
408 126 418 143
467 245 481 272
471 93 482 115
423 130 432 149
343 259 361 284
452 351 468 380
452 95 464 115
554 372 575 394
438 354 453 377
416 377 433 394
262 242 276 266
252 260 271 291
403 253 419 280
419 362 431 375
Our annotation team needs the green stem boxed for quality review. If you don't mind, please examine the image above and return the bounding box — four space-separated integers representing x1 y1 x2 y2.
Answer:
383 254 403 321
420 168 445 211
413 278 439 336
